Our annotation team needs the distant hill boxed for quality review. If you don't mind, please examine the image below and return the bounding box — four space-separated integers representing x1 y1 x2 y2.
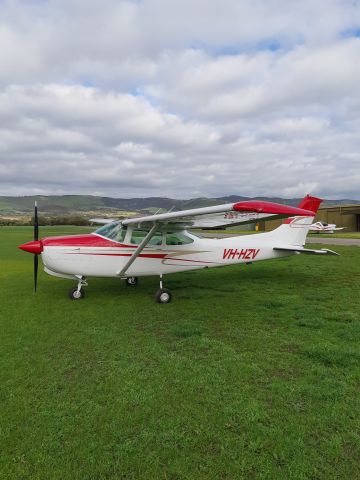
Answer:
0 194 359 216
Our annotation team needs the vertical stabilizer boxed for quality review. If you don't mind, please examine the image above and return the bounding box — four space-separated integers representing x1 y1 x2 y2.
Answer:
297 194 322 213
263 195 322 246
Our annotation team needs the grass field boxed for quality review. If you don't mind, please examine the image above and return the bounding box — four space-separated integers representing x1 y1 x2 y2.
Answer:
1 226 360 479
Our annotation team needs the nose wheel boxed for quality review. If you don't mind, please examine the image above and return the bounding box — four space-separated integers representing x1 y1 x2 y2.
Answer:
155 275 172 303
69 276 87 300
69 286 85 300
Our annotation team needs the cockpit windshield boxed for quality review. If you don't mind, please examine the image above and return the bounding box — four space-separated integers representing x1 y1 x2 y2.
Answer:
95 222 127 242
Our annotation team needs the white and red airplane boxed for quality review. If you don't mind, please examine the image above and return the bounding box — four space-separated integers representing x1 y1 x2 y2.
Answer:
19 195 337 303
310 221 345 234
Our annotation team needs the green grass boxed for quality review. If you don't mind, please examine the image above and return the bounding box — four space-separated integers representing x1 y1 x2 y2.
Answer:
1 226 360 479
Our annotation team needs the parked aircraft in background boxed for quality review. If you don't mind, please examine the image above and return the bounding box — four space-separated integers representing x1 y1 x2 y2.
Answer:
19 195 338 303
310 221 345 234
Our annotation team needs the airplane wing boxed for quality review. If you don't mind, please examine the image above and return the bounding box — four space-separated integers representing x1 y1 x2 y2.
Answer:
122 200 315 229
89 218 116 225
274 247 339 255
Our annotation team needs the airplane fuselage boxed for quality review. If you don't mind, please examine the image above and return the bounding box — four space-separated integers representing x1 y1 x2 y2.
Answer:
41 231 293 280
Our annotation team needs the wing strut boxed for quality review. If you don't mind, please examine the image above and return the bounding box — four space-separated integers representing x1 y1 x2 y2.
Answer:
117 223 158 277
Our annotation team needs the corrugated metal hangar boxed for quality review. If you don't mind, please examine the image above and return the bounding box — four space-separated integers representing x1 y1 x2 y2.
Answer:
260 204 360 232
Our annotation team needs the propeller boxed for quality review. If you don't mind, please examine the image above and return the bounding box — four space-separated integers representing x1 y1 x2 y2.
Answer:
34 201 39 292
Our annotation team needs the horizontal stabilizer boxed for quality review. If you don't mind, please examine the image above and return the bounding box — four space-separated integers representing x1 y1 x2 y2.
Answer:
274 247 339 255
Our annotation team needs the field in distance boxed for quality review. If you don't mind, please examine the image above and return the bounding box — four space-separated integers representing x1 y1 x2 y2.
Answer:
1 226 360 479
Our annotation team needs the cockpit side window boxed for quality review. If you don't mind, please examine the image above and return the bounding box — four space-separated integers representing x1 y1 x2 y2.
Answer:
117 227 127 242
95 222 127 243
165 232 194 245
130 229 163 246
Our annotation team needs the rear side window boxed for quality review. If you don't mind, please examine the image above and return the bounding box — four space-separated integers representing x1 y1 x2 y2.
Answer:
165 232 194 245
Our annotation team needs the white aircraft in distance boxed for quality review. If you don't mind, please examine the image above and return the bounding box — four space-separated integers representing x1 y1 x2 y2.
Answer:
19 195 338 303
310 221 345 234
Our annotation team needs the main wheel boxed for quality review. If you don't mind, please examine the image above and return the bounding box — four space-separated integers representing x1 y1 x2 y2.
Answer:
125 277 138 287
155 288 172 304
69 286 85 300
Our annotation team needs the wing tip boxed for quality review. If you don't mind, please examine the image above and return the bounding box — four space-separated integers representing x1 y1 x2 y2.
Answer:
233 200 314 217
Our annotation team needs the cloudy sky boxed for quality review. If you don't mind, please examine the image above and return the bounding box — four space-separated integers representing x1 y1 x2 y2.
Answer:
1 0 360 199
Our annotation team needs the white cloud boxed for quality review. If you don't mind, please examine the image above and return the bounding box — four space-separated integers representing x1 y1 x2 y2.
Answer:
0 0 359 199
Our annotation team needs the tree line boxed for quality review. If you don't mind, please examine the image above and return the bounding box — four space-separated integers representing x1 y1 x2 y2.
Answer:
0 215 91 226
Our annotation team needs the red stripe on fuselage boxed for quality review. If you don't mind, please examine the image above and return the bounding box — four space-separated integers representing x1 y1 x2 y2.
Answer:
42 234 136 248
66 252 167 259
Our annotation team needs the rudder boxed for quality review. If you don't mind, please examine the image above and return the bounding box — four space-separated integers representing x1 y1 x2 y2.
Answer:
297 194 322 213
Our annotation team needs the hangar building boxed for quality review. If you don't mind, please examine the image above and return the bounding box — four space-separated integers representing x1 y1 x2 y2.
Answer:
260 204 360 232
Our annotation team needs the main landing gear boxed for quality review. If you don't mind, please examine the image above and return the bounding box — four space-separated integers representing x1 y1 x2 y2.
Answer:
68 275 172 303
155 274 172 304
69 276 87 300
125 276 138 287
125 274 172 303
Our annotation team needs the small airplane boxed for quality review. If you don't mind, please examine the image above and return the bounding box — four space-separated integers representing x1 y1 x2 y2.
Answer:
19 195 338 303
310 221 345 234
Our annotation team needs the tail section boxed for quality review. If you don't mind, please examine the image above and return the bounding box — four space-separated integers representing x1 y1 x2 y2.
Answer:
264 195 322 246
297 194 322 213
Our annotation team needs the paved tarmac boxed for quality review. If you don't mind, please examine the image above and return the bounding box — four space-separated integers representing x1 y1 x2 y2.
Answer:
306 237 360 246
199 232 360 246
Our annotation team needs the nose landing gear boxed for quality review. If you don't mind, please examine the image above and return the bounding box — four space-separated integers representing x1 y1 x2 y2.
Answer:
69 276 87 300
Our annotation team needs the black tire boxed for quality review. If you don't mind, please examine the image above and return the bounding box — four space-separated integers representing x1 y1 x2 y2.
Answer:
69 286 85 300
155 288 172 304
125 277 138 287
